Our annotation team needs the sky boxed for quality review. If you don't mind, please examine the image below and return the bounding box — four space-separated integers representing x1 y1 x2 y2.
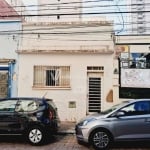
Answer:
22 0 37 13
23 0 37 5
21 0 127 34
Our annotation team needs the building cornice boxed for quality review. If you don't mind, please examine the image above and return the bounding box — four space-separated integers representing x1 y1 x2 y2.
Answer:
16 49 114 54
23 20 113 27
0 59 15 63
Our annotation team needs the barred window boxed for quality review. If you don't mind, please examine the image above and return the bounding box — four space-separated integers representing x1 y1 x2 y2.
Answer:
33 66 70 88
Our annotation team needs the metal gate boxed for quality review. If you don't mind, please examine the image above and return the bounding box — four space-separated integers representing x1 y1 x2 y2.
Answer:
87 72 103 114
0 60 15 98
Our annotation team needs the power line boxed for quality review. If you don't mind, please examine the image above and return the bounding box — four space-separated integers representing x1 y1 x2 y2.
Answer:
0 30 113 35
5 0 126 8
1 27 150 35
0 23 111 33
115 0 125 34
2 2 150 14
1 19 150 34
1 10 150 18
21 36 112 41
2 0 149 35
8 0 150 8
19 32 150 44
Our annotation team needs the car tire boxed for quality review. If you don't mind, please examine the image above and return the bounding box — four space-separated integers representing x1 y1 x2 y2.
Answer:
90 129 112 150
26 126 45 146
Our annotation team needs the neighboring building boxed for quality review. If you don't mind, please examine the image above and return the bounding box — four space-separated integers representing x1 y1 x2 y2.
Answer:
127 0 149 34
83 0 128 34
17 21 116 121
6 0 25 13
0 0 22 98
115 35 150 100
37 0 82 22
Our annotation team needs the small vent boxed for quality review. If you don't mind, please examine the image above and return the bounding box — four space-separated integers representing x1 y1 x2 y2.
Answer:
87 66 104 71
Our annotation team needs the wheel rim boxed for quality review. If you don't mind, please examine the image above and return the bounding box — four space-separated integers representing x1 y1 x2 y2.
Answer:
29 129 42 144
92 131 109 149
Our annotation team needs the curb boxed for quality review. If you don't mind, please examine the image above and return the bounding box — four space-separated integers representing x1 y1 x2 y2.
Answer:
57 131 75 135
57 128 75 135
57 121 76 135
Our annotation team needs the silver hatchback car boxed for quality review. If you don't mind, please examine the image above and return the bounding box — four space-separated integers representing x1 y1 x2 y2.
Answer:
75 99 150 150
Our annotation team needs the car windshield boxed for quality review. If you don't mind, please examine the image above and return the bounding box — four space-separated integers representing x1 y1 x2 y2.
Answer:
101 101 129 115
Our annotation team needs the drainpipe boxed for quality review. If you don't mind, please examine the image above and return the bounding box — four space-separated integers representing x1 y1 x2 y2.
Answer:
8 61 15 98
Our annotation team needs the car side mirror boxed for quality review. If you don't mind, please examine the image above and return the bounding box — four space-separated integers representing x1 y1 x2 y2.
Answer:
115 111 125 117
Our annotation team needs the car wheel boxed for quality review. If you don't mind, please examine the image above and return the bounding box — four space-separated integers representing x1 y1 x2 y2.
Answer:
90 129 112 150
26 126 45 145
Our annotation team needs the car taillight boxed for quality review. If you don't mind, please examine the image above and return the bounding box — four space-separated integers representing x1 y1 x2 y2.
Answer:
49 110 54 120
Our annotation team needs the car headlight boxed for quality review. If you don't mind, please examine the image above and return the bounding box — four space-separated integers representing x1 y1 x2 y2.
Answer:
82 118 96 126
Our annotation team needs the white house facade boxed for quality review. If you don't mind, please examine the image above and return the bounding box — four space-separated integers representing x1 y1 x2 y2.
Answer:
17 21 118 122
127 0 149 34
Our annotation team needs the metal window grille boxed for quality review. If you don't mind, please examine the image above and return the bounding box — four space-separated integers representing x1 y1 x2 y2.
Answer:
88 77 101 113
33 66 70 87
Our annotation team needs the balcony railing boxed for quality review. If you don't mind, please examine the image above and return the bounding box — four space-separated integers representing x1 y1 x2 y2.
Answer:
120 59 150 69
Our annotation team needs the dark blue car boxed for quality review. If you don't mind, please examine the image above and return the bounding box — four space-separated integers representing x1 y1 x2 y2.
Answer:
0 97 59 145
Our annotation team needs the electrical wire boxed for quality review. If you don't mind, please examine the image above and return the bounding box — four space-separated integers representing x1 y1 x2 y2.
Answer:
1 19 150 34
1 2 150 14
115 0 125 34
0 9 150 18
0 0 149 35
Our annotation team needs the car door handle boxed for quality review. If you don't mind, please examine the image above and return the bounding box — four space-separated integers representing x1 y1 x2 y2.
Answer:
145 118 150 122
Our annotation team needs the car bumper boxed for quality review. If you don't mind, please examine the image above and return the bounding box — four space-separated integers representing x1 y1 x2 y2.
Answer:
75 125 89 143
45 120 59 134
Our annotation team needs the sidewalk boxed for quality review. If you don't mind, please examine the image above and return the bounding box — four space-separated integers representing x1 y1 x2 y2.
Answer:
57 121 76 135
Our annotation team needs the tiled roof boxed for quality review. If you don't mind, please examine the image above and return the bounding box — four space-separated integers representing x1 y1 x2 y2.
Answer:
0 0 20 20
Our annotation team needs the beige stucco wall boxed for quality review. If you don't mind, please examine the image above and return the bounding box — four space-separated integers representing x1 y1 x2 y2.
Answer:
18 52 115 122
18 21 116 122
20 21 114 51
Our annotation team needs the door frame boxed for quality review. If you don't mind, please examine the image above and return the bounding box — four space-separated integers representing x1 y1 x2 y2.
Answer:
87 72 104 114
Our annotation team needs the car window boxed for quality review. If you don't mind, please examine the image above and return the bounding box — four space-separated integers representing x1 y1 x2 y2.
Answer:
101 101 129 115
119 101 150 116
0 100 17 112
16 100 38 112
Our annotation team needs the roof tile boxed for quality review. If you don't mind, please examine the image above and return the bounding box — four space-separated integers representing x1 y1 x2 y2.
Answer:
0 0 20 20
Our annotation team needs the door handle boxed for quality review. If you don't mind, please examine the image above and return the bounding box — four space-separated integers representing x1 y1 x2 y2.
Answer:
145 118 150 122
